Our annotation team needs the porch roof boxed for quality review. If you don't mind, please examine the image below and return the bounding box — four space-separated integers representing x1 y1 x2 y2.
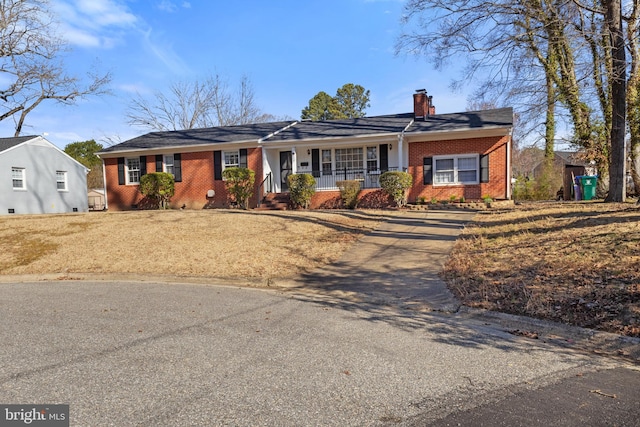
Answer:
263 113 414 142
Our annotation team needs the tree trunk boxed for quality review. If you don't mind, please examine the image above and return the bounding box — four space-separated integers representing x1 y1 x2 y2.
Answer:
604 0 626 202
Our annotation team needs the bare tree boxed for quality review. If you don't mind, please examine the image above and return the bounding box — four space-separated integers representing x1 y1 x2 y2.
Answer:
0 0 111 136
398 0 630 201
126 74 273 131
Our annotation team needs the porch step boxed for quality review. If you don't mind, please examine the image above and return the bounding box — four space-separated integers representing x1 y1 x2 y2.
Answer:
256 193 290 210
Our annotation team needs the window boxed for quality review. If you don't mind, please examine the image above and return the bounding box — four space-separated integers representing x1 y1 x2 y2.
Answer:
126 158 141 184
335 147 363 171
223 151 239 169
56 171 67 191
366 146 378 172
322 149 332 175
164 155 174 175
434 155 478 185
12 167 25 190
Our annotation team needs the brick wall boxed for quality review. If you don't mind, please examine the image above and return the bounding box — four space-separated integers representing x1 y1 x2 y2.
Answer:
311 188 394 209
104 148 264 210
407 135 510 203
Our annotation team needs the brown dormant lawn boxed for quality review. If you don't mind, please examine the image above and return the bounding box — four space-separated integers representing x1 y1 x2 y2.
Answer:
443 202 640 337
0 209 397 281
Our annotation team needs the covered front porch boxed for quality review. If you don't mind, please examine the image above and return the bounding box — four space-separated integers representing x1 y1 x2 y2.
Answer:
259 140 405 196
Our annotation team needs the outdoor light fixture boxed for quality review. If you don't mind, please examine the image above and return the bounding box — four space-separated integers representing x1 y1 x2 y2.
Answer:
307 149 311 155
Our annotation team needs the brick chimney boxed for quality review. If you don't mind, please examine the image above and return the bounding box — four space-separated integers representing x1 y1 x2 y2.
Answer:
413 89 435 119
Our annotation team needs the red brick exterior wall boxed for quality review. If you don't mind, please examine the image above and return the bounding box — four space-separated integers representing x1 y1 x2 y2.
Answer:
104 148 264 210
407 135 510 202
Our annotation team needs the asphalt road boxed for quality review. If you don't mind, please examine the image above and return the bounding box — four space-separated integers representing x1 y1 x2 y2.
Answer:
0 281 638 426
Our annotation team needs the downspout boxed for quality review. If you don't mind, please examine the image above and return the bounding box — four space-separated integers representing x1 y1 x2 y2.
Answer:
398 119 414 171
101 157 108 210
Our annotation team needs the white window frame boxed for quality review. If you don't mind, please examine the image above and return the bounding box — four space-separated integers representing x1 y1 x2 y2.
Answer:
164 154 174 176
126 157 141 184
321 149 332 176
366 146 378 172
433 154 479 186
56 170 68 191
223 151 239 170
335 147 364 171
12 167 25 190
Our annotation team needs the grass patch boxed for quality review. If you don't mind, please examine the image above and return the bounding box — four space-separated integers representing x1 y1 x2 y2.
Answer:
0 209 396 279
444 202 640 337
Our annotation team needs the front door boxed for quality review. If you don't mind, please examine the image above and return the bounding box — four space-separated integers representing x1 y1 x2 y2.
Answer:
280 151 292 191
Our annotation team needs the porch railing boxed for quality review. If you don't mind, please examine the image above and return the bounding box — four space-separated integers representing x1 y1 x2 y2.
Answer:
310 167 400 190
257 172 273 207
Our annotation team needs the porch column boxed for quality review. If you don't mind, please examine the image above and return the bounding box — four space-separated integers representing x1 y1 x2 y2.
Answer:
397 134 404 171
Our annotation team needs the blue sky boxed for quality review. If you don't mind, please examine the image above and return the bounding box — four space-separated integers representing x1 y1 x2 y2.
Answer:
2 0 473 149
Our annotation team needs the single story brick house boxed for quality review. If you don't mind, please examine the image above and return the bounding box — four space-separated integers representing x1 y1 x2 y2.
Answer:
98 91 513 210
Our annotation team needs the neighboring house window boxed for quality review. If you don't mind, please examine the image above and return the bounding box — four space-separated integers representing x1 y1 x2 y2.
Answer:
126 158 141 184
164 154 174 175
56 171 67 191
322 149 332 175
434 155 479 185
335 148 363 171
12 167 25 190
366 146 378 172
223 151 239 169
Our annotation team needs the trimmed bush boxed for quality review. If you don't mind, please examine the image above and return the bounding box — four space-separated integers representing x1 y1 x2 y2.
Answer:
139 172 175 209
222 167 255 209
379 171 412 207
337 180 361 209
288 173 316 209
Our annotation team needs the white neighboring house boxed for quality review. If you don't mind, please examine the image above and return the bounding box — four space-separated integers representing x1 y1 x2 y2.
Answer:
0 135 89 215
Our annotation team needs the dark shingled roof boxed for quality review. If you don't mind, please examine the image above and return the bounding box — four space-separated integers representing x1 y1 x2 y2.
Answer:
407 108 514 133
266 113 415 142
100 121 295 153
100 108 513 153
0 136 37 153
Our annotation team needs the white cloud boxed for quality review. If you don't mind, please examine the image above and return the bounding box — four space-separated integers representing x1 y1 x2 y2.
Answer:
141 29 190 75
157 1 191 13
51 0 137 48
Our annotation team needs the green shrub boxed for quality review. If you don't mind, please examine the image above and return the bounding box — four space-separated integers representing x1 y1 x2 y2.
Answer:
336 180 361 209
449 195 458 202
288 173 316 209
139 172 175 209
482 194 493 204
416 196 427 205
222 167 255 209
379 171 413 207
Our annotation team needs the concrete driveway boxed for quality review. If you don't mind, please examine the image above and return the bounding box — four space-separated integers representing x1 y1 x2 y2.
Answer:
1 280 638 426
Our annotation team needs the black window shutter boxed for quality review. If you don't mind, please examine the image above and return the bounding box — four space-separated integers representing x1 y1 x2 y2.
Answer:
117 157 125 185
311 149 320 177
174 153 182 182
156 155 163 172
239 149 248 168
140 156 147 176
423 157 433 185
379 144 389 171
480 154 489 183
214 151 222 180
